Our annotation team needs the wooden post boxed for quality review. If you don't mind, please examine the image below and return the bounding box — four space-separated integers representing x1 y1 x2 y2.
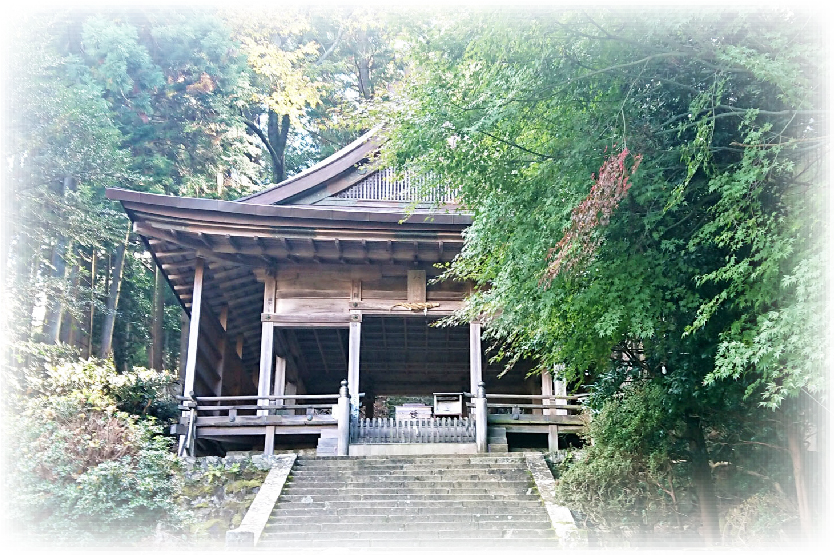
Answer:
348 319 361 418
179 257 204 456
273 356 287 409
554 376 568 415
337 380 350 456
214 305 229 397
179 310 189 385
541 370 554 416
475 381 487 453
259 274 277 455
469 322 483 397
548 425 560 455
284 382 297 408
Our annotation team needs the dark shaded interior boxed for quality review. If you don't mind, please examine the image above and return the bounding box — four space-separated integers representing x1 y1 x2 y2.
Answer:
275 317 534 398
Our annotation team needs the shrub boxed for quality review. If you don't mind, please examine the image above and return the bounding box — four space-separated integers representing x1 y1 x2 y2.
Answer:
5 356 186 545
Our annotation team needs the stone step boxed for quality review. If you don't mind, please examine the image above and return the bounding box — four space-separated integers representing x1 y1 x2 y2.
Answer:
291 464 527 473
265 520 553 533
257 453 558 550
283 479 532 489
315 437 337 457
294 457 527 464
298 453 527 459
286 475 527 485
290 467 530 477
294 455 526 465
265 512 550 524
281 489 534 499
260 528 557 541
278 492 539 502
257 538 560 549
270 502 548 514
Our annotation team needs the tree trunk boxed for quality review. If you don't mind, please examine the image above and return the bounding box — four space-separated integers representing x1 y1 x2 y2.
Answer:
686 414 720 545
87 252 96 358
60 262 80 345
43 236 69 344
267 111 290 183
356 28 373 100
99 227 129 358
785 402 812 538
150 264 165 370
43 176 76 343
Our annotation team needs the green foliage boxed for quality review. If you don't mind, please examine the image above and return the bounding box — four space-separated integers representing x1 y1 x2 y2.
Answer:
381 7 826 543
556 383 685 533
6 357 184 544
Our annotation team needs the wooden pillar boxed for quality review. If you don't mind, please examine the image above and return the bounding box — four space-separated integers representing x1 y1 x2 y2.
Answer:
285 382 297 408
541 370 554 416
554 378 567 415
214 304 229 397
179 310 189 385
348 319 361 418
273 356 287 409
337 380 350 456
469 322 483 397
259 274 277 454
475 381 487 453
179 257 204 456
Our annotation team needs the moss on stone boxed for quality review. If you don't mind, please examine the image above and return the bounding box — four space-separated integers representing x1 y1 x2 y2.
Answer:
225 479 263 494
190 517 227 537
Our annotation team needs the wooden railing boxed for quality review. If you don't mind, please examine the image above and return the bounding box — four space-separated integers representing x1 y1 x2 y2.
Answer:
176 393 355 417
484 393 588 417
175 390 364 456
350 417 476 444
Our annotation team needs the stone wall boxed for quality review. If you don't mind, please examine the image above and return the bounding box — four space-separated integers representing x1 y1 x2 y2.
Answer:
167 451 309 546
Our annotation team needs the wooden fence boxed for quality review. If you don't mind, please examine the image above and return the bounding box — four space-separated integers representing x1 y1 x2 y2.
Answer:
350 417 476 444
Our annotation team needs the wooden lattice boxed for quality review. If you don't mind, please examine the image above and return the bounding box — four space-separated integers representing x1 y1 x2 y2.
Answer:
335 168 456 202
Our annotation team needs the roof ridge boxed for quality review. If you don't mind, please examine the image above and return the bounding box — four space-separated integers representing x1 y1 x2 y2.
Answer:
237 125 383 203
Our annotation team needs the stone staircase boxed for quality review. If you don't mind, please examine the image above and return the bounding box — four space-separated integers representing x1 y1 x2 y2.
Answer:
258 453 559 549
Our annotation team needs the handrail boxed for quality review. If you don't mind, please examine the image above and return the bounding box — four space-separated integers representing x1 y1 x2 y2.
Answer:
176 393 365 402
484 393 587 401
485 402 584 410
178 403 338 412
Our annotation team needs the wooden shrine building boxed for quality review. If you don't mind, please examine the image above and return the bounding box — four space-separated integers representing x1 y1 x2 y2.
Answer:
106 129 584 457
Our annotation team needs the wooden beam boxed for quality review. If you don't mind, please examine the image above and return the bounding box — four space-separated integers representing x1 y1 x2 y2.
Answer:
285 329 311 377
219 305 228 331
155 250 190 259
261 313 352 327
336 328 348 368
196 232 214 249
407 270 427 303
312 329 331 374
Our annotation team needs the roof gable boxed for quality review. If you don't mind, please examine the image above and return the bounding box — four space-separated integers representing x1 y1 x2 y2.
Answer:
237 126 457 210
237 127 381 206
